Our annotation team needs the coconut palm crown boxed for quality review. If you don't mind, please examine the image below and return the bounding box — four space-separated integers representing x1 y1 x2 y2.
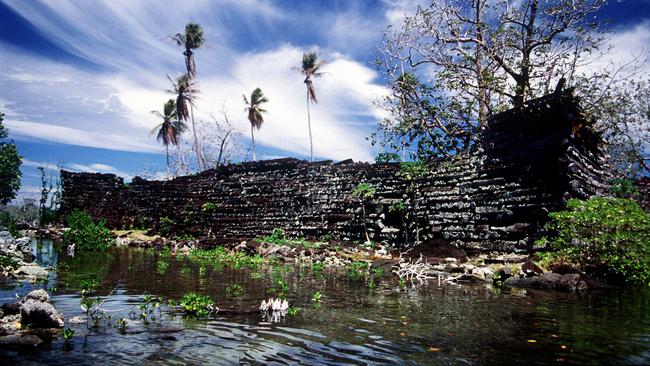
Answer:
243 88 269 161
294 51 326 162
171 23 205 79
150 99 187 171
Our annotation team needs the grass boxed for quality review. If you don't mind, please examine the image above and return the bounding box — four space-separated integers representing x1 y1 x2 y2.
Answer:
189 247 265 270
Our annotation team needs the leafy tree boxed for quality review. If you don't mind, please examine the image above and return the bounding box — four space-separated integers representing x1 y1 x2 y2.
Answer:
294 52 325 162
0 111 21 205
171 23 205 170
351 182 376 243
398 162 429 244
541 197 650 285
243 88 269 161
151 99 186 173
376 0 646 166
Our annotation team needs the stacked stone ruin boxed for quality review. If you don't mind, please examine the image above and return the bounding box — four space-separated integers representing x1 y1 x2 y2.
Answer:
59 91 613 252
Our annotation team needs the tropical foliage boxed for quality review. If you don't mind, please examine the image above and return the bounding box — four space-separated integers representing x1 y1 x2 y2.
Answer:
295 52 325 162
151 99 186 171
171 23 205 170
0 111 22 205
243 88 269 161
541 197 650 285
63 209 114 252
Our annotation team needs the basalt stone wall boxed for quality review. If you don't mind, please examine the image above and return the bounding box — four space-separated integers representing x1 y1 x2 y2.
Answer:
60 91 614 252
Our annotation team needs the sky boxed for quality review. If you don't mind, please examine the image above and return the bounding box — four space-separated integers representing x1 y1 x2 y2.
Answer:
0 0 649 202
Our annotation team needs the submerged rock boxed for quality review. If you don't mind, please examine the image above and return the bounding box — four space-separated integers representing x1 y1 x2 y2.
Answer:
503 272 604 291
20 299 64 329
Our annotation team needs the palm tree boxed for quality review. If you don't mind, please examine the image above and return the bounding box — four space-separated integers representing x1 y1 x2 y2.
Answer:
167 74 199 168
243 88 269 161
150 99 187 173
171 23 205 170
294 52 325 162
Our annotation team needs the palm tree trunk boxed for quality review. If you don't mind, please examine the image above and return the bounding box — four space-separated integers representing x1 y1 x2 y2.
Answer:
188 87 203 171
165 144 170 176
251 125 257 162
306 90 314 163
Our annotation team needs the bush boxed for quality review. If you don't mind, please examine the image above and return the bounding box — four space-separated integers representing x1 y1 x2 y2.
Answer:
0 211 18 237
63 210 114 252
543 197 650 285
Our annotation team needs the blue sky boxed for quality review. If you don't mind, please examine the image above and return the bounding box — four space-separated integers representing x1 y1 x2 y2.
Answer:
0 0 649 202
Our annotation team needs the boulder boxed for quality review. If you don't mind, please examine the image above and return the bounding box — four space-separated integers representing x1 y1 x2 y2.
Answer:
20 300 64 329
13 265 49 280
503 272 601 291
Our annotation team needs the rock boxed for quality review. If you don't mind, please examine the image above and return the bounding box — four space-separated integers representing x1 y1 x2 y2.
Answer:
13 265 49 280
0 333 44 347
1 301 21 315
24 289 50 302
20 299 64 328
454 273 488 283
67 316 85 324
503 272 601 291
522 259 543 277
472 267 495 280
549 262 579 275
444 257 458 264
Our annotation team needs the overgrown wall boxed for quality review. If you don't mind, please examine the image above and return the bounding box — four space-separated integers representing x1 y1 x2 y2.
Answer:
60 91 613 252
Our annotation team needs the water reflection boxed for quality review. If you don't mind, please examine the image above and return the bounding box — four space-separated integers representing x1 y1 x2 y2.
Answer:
0 239 648 365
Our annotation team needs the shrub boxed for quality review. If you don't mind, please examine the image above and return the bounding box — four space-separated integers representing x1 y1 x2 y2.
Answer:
179 292 215 317
543 197 650 285
158 216 175 238
0 210 18 237
63 210 114 252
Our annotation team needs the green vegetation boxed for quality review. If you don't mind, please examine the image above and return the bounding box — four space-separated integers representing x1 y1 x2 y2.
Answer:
189 247 264 270
351 182 376 243
62 328 75 342
347 261 370 281
540 197 650 285
287 307 301 316
201 202 216 212
295 51 326 163
179 292 215 317
610 178 638 198
0 211 18 237
151 99 186 172
311 291 322 303
375 152 400 163
0 110 22 205
0 253 18 270
63 210 114 252
259 228 321 249
158 216 176 238
129 294 163 324
397 162 429 244
244 88 269 161
225 283 245 300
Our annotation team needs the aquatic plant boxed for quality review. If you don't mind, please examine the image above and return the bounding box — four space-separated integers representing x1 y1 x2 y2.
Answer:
62 328 74 342
189 247 265 270
225 283 245 300
287 307 301 316
114 318 128 334
179 292 215 318
0 254 18 270
129 294 162 324
156 260 169 275
347 261 370 281
63 210 114 252
311 291 322 303
158 216 176 238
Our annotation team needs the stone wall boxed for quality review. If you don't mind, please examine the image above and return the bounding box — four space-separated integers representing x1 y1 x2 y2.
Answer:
59 91 613 252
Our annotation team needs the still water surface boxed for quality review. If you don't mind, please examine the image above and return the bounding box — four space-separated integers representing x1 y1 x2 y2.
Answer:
1 239 648 365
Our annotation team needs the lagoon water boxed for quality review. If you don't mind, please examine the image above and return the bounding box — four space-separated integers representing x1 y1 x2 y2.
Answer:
1 239 648 365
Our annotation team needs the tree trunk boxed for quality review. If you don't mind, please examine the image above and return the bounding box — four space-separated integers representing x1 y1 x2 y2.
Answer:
187 86 203 171
306 89 314 163
165 144 170 176
474 0 488 124
251 124 257 162
515 0 539 106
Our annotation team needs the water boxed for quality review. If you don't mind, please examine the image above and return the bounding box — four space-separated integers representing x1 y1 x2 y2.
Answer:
1 239 649 365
